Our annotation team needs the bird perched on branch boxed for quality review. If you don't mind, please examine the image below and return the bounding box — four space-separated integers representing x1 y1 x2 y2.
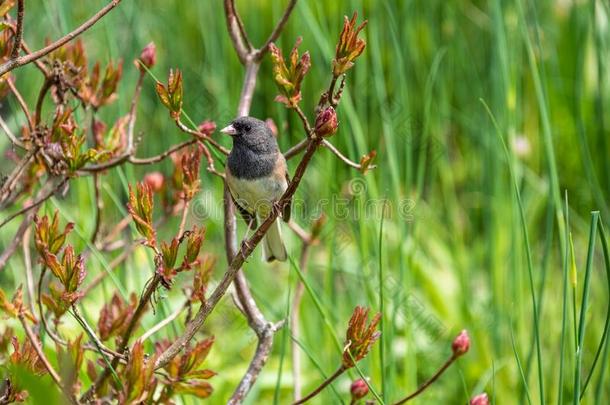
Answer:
221 116 291 262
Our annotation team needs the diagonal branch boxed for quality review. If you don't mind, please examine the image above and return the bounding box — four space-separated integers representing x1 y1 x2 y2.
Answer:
154 134 322 370
11 0 25 60
255 0 299 60
0 0 122 77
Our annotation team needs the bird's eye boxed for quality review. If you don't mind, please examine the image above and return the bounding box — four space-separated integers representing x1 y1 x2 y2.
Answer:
244 124 251 132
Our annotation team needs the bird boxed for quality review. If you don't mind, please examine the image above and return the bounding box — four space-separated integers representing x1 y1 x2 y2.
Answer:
221 116 291 262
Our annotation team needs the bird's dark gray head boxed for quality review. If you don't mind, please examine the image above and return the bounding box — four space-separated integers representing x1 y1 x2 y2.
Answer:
221 116 277 153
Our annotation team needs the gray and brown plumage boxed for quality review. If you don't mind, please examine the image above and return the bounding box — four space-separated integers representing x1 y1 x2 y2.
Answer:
221 117 291 262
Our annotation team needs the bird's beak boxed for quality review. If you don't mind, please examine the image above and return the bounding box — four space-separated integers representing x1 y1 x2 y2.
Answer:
220 124 237 136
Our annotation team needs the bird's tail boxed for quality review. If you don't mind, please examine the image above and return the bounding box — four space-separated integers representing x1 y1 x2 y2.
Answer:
263 218 287 262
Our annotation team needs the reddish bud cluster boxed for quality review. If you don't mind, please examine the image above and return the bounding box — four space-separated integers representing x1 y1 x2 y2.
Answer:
269 38 311 108
156 69 183 119
333 12 367 76
342 306 381 368
314 106 338 137
98 293 140 342
127 182 156 246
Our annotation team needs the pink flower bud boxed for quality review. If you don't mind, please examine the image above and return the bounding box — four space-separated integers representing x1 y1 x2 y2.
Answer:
350 379 369 400
197 120 216 136
470 393 489 405
452 329 470 357
143 171 164 192
139 42 156 69
314 106 338 137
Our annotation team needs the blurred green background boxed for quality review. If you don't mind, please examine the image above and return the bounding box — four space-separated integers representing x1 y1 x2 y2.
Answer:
1 0 610 403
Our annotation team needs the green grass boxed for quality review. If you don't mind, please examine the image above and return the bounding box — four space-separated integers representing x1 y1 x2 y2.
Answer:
1 0 610 403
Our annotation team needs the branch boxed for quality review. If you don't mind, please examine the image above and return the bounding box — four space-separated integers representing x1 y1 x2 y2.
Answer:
175 119 229 155
292 365 346 405
0 0 123 77
223 0 250 63
284 138 309 160
11 0 25 60
18 313 78 404
81 274 162 401
128 140 197 165
0 176 68 230
6 78 34 133
0 113 25 149
137 300 189 344
321 139 376 170
255 0 299 60
0 209 36 270
154 134 322 370
391 354 459 404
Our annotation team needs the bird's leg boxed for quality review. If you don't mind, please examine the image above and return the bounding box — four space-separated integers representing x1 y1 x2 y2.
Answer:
272 200 284 219
239 217 256 259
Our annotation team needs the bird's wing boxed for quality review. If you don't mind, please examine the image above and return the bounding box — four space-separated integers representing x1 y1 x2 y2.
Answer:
230 190 258 230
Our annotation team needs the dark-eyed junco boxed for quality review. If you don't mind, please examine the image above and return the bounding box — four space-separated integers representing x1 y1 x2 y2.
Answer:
221 117 291 262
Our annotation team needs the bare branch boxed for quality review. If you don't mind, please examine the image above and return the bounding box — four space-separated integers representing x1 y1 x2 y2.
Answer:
126 71 145 154
284 138 309 160
223 0 250 63
11 0 25 60
321 139 376 170
6 78 34 133
175 119 230 155
128 140 197 165
0 209 36 270
255 0 299 60
292 366 346 405
154 135 322 370
18 313 78 404
237 61 260 116
0 176 68 230
137 300 189 344
0 113 25 149
0 0 123 77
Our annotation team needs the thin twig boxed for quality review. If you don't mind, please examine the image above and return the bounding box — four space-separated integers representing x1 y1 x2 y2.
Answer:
90 173 103 244
392 354 458 404
0 176 68 230
6 78 34 133
223 0 250 63
0 208 36 270
129 140 197 165
292 365 346 405
284 138 310 160
81 274 161 401
18 313 78 404
255 0 299 60
22 227 36 314
137 300 189 343
11 0 25 60
0 0 123 77
154 134 322 370
0 114 25 149
126 71 145 154
177 199 190 238
175 119 229 155
321 139 376 170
